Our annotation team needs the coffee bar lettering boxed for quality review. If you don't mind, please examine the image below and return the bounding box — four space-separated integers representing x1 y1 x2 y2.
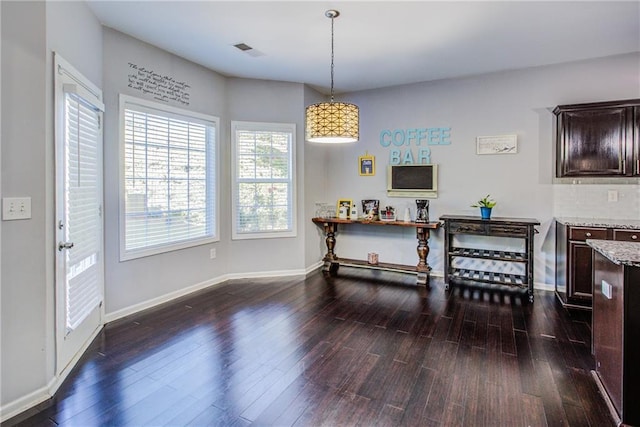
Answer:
380 127 452 165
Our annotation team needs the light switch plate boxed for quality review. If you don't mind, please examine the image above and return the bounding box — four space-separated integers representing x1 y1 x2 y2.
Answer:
2 197 32 220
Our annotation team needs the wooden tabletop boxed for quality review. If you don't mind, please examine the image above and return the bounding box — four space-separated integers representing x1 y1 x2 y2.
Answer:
439 215 540 226
312 217 441 229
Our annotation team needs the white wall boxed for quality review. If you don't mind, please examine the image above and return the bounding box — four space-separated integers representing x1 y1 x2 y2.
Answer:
1 0 103 417
326 53 640 288
102 30 319 317
1 0 48 410
303 85 330 267
102 28 230 315
226 77 308 274
554 183 640 219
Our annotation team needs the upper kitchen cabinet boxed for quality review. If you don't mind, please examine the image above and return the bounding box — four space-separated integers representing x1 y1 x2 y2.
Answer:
554 99 640 177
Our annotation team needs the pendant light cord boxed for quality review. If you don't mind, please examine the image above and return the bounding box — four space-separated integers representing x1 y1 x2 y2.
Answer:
330 14 335 103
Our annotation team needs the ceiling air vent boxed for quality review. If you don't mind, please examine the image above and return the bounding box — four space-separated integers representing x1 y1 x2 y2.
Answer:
233 43 253 52
232 42 265 57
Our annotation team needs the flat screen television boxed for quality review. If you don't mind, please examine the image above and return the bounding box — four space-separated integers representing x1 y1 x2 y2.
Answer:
387 164 438 198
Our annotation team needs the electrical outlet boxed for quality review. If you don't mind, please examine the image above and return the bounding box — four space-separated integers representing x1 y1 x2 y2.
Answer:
602 280 613 299
607 190 618 202
210 248 216 259
2 197 32 220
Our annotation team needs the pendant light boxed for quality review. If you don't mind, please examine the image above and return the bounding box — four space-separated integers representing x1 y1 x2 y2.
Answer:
305 10 359 143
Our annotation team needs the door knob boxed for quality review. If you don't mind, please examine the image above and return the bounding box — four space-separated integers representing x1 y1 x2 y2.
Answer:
58 242 74 251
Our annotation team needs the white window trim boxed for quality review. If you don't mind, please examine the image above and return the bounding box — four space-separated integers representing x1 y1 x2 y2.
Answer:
231 121 297 240
119 94 220 261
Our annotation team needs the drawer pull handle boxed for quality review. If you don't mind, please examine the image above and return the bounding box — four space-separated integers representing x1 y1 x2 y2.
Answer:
632 235 638 240
585 232 592 237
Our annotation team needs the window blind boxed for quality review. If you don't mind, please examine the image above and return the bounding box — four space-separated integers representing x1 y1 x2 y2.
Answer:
64 92 102 331
122 101 217 257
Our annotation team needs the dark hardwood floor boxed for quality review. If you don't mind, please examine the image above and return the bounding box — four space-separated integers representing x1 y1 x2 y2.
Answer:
5 269 613 426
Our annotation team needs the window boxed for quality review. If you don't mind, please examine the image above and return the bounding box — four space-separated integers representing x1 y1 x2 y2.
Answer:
120 95 218 260
231 121 296 239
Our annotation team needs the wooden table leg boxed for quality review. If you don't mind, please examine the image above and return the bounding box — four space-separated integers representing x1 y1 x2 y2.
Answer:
416 227 431 285
322 222 339 272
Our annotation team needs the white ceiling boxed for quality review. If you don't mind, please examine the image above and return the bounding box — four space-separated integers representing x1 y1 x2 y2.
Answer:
87 1 640 94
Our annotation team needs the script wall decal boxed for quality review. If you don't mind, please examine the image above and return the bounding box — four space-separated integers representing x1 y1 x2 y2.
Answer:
128 63 191 106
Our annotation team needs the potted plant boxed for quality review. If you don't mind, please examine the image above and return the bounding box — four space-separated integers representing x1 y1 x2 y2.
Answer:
471 194 496 219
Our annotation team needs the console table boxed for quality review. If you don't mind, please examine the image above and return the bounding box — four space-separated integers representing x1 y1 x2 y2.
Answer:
311 218 441 285
440 215 539 302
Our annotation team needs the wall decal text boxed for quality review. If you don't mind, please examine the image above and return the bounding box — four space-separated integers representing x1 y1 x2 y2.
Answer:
128 63 191 106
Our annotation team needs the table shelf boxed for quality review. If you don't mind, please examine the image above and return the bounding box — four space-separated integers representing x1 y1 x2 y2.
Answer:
449 268 527 287
336 258 423 274
440 215 539 302
449 247 527 262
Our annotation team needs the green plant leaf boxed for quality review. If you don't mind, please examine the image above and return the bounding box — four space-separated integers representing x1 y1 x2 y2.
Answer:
472 194 496 208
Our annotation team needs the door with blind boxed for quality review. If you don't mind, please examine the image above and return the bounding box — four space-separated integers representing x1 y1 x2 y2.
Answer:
54 54 104 376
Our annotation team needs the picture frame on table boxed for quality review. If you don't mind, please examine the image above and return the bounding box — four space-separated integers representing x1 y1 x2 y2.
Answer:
336 199 353 219
361 199 380 221
359 154 375 176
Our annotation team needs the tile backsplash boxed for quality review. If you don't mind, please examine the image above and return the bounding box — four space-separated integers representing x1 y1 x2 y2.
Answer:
554 183 640 219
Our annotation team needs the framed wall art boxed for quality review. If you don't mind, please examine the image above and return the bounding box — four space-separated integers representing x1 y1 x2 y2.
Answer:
359 154 375 176
476 134 518 155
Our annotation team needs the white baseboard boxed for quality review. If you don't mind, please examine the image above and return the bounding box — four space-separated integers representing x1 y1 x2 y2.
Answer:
104 266 312 324
305 261 323 275
533 281 555 292
1 314 105 423
0 382 51 423
104 274 231 323
225 267 309 280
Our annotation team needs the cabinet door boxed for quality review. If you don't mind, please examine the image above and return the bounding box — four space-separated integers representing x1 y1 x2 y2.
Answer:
568 241 593 302
557 107 628 176
634 107 639 175
593 251 624 417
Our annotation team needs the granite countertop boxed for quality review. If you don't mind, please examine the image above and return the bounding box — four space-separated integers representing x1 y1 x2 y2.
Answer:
587 239 640 267
555 217 640 230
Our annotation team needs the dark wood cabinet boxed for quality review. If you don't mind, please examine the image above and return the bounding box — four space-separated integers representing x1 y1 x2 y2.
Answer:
613 229 640 242
568 241 595 301
556 222 640 309
592 250 640 426
556 224 606 308
554 99 640 177
635 106 640 175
